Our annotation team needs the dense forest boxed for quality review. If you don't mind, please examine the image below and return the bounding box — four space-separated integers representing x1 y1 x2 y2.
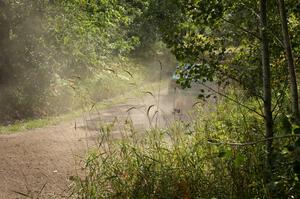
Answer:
1 0 300 198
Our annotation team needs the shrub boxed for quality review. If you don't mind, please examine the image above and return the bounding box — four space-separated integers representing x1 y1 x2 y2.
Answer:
72 89 300 198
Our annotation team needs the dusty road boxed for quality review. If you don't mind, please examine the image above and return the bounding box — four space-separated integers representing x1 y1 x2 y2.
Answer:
0 88 198 198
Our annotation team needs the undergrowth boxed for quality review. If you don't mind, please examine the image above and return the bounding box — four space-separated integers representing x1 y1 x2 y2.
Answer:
72 88 300 198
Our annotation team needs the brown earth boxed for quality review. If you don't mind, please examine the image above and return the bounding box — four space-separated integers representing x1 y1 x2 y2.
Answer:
0 88 199 198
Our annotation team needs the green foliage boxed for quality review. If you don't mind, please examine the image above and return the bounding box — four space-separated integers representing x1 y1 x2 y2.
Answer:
0 0 164 123
147 0 299 105
72 85 300 198
1 0 300 196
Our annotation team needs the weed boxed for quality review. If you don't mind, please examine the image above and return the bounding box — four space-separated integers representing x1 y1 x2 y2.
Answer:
72 87 300 198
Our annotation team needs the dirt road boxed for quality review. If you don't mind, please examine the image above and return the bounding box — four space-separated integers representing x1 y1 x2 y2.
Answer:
0 88 198 198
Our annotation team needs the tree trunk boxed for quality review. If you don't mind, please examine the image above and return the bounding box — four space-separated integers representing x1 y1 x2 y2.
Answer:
278 0 300 123
260 0 273 177
0 0 11 84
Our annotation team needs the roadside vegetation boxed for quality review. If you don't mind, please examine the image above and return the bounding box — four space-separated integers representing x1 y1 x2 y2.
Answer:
71 0 300 198
0 79 167 134
72 89 299 198
1 0 300 198
0 0 175 129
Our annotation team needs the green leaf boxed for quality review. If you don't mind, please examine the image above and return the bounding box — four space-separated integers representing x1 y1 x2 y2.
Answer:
234 154 245 167
224 149 233 160
280 115 292 134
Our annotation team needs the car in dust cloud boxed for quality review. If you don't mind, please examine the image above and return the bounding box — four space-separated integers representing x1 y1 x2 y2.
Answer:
167 70 200 113
168 72 181 95
167 66 217 113
167 70 202 96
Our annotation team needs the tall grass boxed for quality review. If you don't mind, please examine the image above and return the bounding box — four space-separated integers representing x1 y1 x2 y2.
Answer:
72 87 300 198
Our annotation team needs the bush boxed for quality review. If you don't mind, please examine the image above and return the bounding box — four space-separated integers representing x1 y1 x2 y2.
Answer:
72 88 300 198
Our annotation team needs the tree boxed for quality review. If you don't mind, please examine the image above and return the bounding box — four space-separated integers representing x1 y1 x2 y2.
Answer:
0 0 11 84
277 0 300 123
259 0 273 177
0 0 147 121
147 0 291 181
